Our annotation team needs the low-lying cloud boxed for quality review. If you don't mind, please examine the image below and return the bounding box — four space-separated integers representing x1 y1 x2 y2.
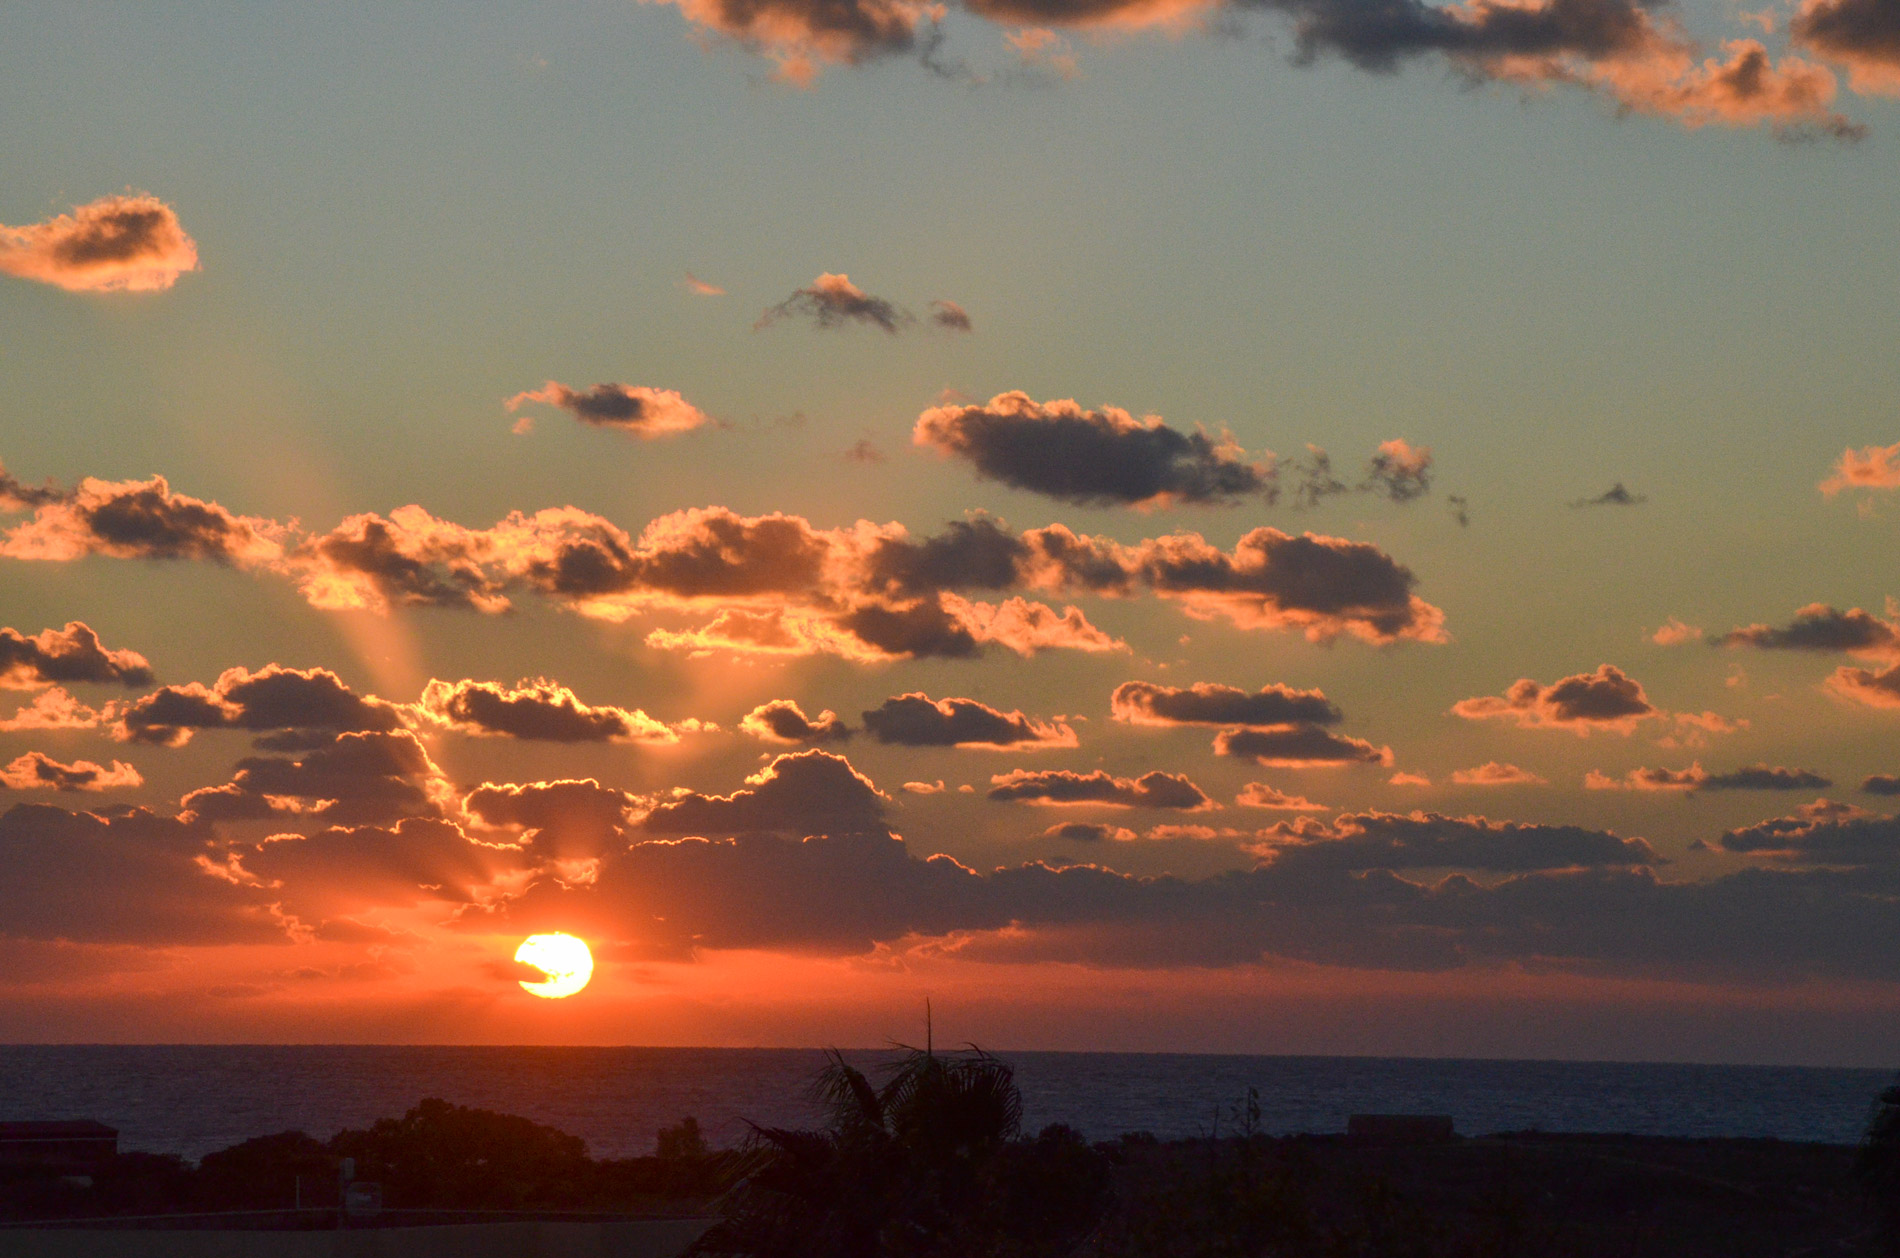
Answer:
0 195 199 293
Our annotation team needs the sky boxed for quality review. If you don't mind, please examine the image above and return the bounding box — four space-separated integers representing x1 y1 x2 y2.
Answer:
3 0 1900 1064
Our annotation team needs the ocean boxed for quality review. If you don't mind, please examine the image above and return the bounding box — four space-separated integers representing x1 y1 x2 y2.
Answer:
0 1046 1889 1161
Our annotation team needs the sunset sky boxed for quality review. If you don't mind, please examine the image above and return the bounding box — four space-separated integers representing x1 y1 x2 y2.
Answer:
5 0 1900 1064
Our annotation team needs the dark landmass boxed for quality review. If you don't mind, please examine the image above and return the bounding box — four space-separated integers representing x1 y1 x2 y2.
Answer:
2 1061 1895 1256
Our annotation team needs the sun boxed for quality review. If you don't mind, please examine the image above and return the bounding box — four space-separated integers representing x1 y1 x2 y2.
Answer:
515 932 594 999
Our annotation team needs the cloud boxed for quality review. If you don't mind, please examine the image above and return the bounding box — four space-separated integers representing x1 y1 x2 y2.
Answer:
1022 523 1446 644
179 730 449 828
914 391 1273 508
684 272 726 296
415 677 702 743
0 805 281 944
233 815 523 919
639 749 891 836
3 458 1440 655
1865 775 1900 796
1720 602 1900 657
645 0 932 84
1110 679 1342 728
117 665 403 748
757 273 908 331
987 768 1216 809
1362 439 1433 502
1248 809 1661 874
0 622 153 690
903 779 947 794
0 194 199 293
504 381 711 439
1571 482 1647 508
1792 0 1900 95
1041 821 1139 842
1827 660 1900 709
1235 782 1328 810
1452 762 1546 786
1452 664 1657 735
0 752 142 792
1214 725 1393 768
1651 617 1703 646
1587 762 1833 792
1821 442 1900 493
1389 771 1431 786
1715 799 1900 863
1261 0 1859 137
928 299 973 331
740 699 853 744
0 471 285 566
0 688 114 732
861 693 1076 748
462 778 635 862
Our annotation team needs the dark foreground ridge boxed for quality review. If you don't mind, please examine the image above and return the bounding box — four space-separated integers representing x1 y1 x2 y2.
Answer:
2 1054 1897 1257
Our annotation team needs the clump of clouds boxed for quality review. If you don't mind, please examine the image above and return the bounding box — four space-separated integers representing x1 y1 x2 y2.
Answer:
757 273 909 332
915 391 1273 509
1452 664 1658 736
506 381 711 439
741 699 853 744
0 194 199 293
987 767 1217 810
862 693 1076 748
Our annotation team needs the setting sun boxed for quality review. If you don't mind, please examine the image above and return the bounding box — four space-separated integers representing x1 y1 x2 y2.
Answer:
515 933 594 999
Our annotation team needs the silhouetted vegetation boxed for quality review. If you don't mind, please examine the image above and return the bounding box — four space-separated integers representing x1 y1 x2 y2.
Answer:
2 1064 1896 1254
0 1098 728 1224
1860 1083 1900 1252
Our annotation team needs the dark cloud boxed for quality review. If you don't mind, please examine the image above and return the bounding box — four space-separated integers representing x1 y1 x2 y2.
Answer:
0 194 199 293
1716 799 1900 865
504 381 711 438
638 750 890 836
740 699 853 744
416 677 699 743
1214 725 1393 767
117 665 403 747
0 471 284 566
1452 664 1657 734
1586 762 1830 793
1792 0 1900 95
757 273 908 332
865 516 1027 599
1110 680 1342 728
1865 775 1900 796
0 804 286 944
861 693 1076 748
986 768 1216 810
1719 603 1900 656
0 752 142 793
1447 495 1470 527
0 622 153 690
463 779 634 863
1252 809 1660 874
1362 439 1433 502
928 300 973 331
179 731 447 828
1827 660 1900 709
1041 821 1137 842
1017 523 1445 644
235 816 521 918
1571 482 1647 508
914 391 1273 508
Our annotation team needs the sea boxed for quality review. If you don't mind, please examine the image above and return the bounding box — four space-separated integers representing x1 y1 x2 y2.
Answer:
0 1047 1890 1161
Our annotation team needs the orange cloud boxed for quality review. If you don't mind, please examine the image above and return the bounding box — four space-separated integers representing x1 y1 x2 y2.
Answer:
415 678 707 743
505 381 712 439
1235 782 1329 811
1452 665 1657 736
0 194 199 293
1792 0 1900 96
1452 762 1546 786
1821 442 1900 494
0 751 142 792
